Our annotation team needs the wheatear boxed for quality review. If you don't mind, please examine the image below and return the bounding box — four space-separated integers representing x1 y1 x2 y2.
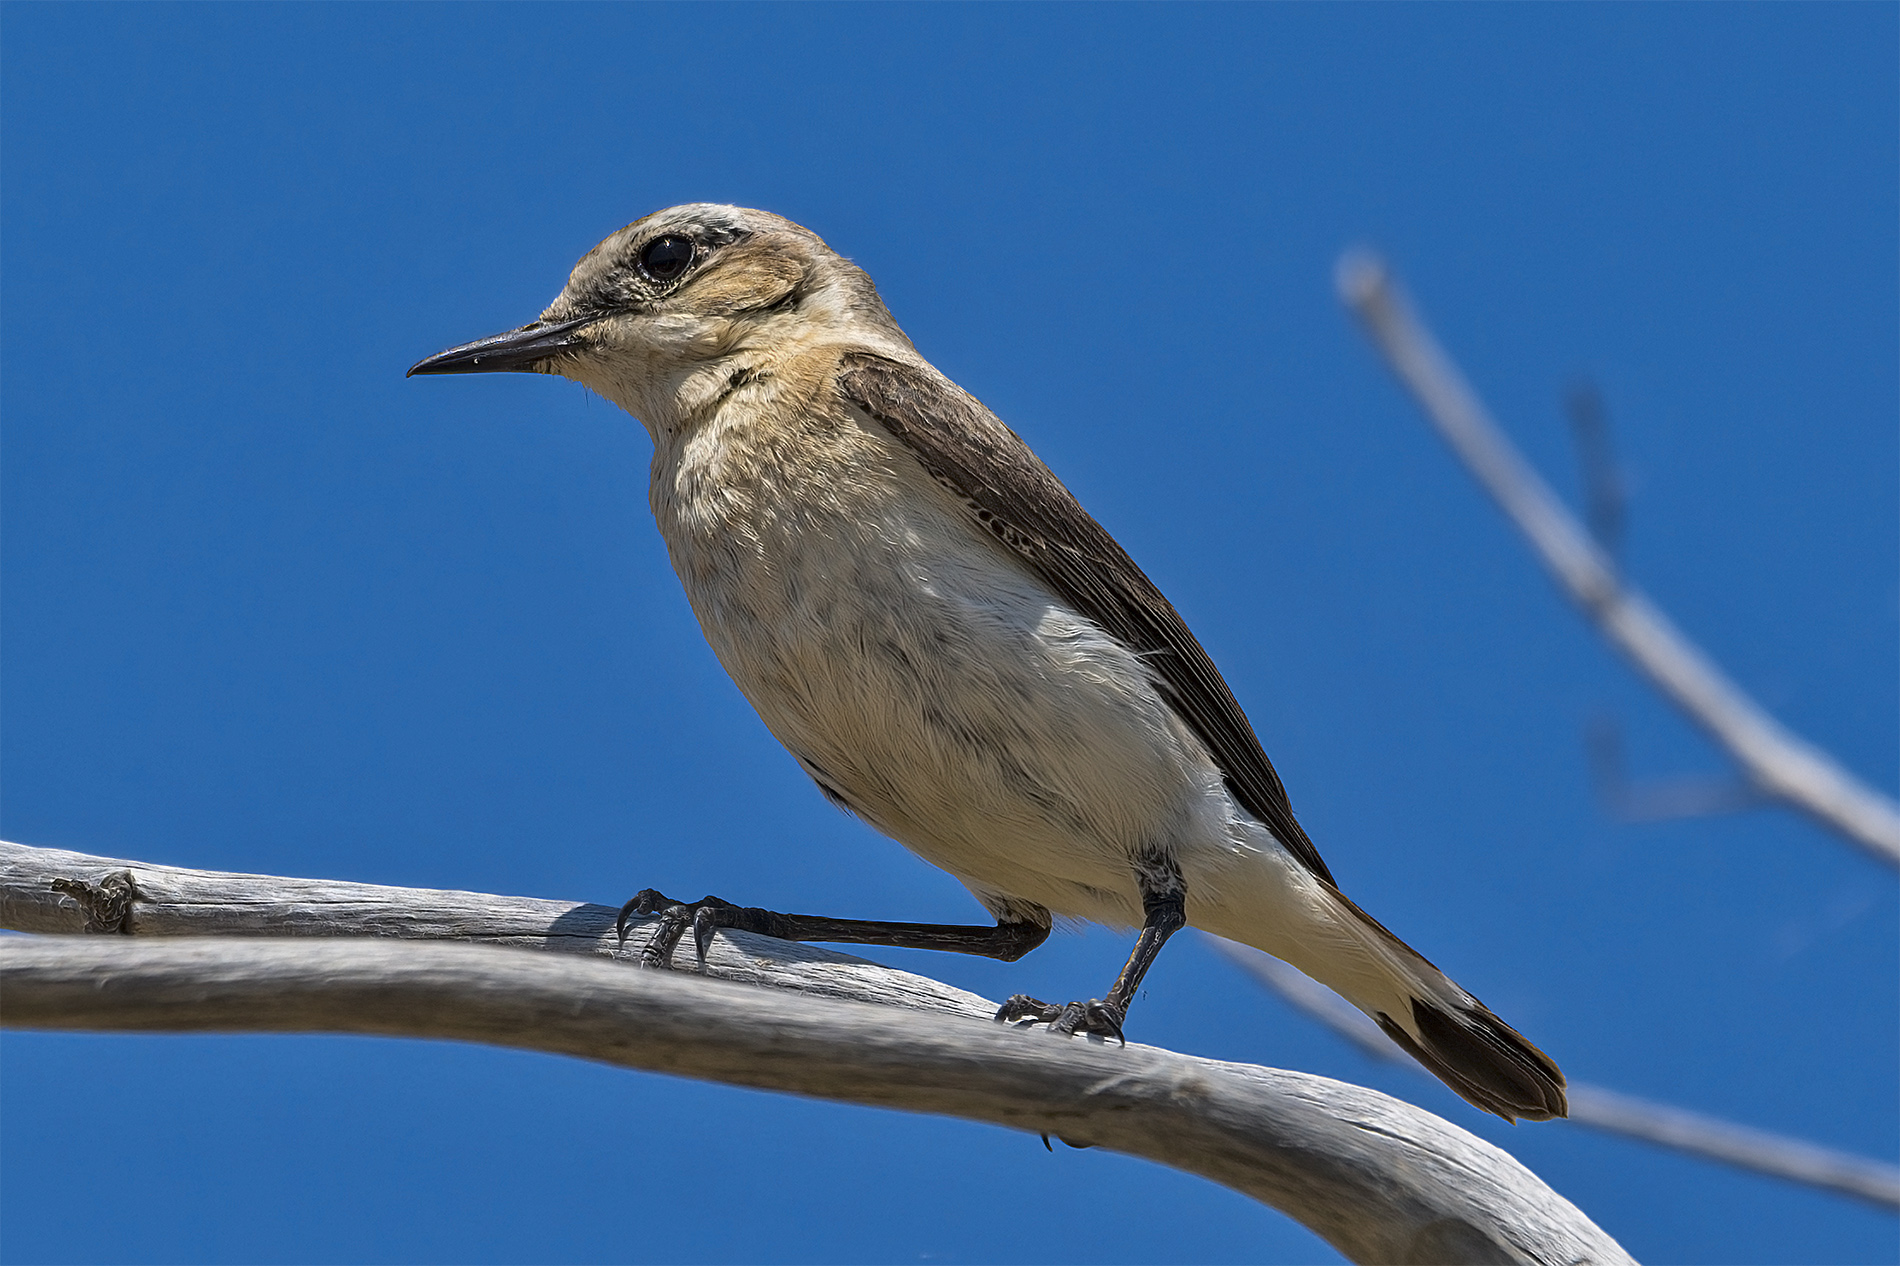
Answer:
410 204 1567 1122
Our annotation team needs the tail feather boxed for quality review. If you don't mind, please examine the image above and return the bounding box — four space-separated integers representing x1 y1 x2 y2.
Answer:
1331 890 1568 1122
1377 997 1568 1122
1222 875 1569 1123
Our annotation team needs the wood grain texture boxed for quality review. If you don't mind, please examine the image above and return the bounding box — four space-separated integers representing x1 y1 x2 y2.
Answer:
0 841 1633 1266
0 839 992 1018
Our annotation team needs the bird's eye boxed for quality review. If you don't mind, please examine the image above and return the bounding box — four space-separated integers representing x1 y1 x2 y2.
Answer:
639 235 695 283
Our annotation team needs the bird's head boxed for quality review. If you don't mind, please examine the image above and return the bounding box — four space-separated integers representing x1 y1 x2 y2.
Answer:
408 204 912 429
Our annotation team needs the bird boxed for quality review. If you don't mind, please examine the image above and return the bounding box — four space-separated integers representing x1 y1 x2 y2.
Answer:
409 203 1567 1123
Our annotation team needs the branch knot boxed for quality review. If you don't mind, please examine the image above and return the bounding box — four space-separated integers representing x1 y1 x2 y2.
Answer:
50 871 138 934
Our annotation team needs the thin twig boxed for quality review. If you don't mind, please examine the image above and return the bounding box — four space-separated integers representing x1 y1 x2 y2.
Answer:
1336 252 1900 868
1212 938 1900 1212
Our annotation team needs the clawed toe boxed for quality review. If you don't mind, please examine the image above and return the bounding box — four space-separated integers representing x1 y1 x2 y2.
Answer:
994 993 1126 1045
692 904 722 964
1040 1132 1095 1150
614 888 672 942
615 890 736 968
994 993 1064 1025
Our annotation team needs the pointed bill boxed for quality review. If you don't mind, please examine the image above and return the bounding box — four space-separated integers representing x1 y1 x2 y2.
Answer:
407 314 595 376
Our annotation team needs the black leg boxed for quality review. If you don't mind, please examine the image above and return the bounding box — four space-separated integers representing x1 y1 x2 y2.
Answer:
616 889 1051 969
995 853 1187 1044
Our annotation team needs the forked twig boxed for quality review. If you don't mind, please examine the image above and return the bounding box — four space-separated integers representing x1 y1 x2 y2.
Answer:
1337 252 1900 867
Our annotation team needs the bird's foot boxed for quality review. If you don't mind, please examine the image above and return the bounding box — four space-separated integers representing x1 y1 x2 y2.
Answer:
995 993 1126 1045
615 889 751 969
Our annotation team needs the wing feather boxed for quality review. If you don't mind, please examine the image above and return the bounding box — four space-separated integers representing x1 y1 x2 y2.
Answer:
837 353 1335 888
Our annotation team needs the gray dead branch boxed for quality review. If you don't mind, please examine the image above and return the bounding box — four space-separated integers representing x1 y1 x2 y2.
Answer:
0 840 1630 1266
1336 253 1900 868
1213 939 1900 1212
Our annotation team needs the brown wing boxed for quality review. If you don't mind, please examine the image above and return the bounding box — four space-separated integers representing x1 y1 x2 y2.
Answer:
837 353 1335 888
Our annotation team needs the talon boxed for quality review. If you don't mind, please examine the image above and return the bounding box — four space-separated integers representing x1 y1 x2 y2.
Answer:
692 904 719 966
617 888 675 945
1037 1129 1092 1150
1084 1002 1126 1045
1086 996 1124 1041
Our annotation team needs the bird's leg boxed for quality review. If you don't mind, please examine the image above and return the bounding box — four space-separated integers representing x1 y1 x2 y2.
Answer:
616 889 1050 970
995 853 1186 1044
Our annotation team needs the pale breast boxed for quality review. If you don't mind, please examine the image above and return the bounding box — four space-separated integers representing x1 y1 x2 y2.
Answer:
647 391 1217 911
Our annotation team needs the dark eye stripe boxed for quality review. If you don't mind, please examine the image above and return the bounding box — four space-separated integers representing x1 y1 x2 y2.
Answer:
639 235 694 283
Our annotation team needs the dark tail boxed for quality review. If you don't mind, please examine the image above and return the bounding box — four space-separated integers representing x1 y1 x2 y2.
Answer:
1377 996 1568 1122
1222 874 1568 1122
1331 890 1568 1122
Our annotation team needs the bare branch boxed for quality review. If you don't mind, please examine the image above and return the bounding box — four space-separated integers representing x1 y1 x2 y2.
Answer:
1336 253 1900 868
1213 939 1900 1212
0 839 993 1018
0 841 1633 1265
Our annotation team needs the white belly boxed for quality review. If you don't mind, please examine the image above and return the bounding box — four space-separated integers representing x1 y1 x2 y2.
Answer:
648 406 1235 926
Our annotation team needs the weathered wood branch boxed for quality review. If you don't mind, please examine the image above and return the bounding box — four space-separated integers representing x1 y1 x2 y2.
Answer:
1336 253 1900 867
0 840 993 1018
0 841 1632 1266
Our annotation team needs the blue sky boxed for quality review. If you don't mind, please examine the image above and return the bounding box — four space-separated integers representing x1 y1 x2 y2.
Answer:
2 5 1894 1263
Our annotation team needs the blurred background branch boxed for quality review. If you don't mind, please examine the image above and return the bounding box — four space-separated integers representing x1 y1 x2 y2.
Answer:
1561 384 1768 823
1336 253 1900 868
1213 938 1900 1212
1584 713 1768 823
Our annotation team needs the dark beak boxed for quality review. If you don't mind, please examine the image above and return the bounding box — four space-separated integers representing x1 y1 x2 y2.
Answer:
406 314 596 377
